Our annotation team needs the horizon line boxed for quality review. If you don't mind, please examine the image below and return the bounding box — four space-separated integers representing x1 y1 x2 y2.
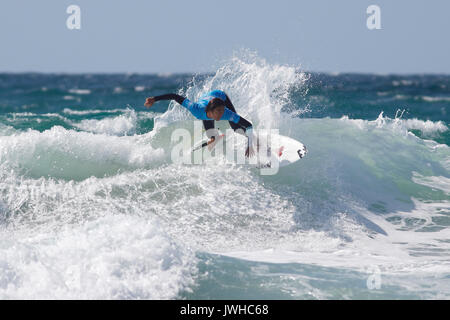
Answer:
1 70 449 77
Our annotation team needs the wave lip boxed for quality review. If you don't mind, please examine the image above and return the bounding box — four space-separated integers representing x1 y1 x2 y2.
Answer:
419 96 450 102
0 125 165 180
72 109 138 136
156 49 308 133
340 111 448 141
68 89 91 95
412 172 450 195
402 118 448 135
62 108 126 115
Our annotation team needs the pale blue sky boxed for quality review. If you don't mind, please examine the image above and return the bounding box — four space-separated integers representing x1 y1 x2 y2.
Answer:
0 0 448 74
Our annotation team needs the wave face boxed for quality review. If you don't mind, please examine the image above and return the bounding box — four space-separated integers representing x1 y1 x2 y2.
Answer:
0 53 449 299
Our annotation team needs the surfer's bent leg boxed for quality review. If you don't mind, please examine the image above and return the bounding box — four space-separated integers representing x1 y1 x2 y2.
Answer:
224 95 243 132
203 120 219 139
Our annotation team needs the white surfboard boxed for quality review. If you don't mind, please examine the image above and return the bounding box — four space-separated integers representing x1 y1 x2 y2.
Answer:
191 129 307 168
262 132 307 168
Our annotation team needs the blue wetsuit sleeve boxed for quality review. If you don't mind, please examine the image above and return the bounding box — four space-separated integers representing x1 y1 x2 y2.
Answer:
182 98 206 119
221 108 240 124
181 98 195 112
221 108 253 130
153 93 207 119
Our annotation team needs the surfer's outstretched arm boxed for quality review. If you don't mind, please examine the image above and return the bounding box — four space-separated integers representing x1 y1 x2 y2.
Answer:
145 93 185 107
145 94 201 117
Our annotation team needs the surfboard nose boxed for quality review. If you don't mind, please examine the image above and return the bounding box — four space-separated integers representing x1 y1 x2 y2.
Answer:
297 146 307 158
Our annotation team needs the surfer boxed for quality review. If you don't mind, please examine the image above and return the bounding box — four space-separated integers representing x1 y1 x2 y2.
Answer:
145 90 256 157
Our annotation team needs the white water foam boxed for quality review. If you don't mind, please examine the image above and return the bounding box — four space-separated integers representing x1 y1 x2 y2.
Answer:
419 96 450 102
153 50 308 133
62 108 127 115
0 214 196 299
341 111 448 138
412 172 450 195
72 109 138 136
68 89 91 95
0 125 165 179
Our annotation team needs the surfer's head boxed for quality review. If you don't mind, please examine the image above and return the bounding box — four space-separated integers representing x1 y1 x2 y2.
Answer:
206 98 225 121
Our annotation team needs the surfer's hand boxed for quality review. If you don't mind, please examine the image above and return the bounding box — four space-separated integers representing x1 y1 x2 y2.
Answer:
207 137 215 145
206 137 215 151
145 97 155 108
245 146 255 158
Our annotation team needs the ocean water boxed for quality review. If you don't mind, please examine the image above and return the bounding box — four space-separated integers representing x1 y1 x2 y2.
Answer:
0 53 449 299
